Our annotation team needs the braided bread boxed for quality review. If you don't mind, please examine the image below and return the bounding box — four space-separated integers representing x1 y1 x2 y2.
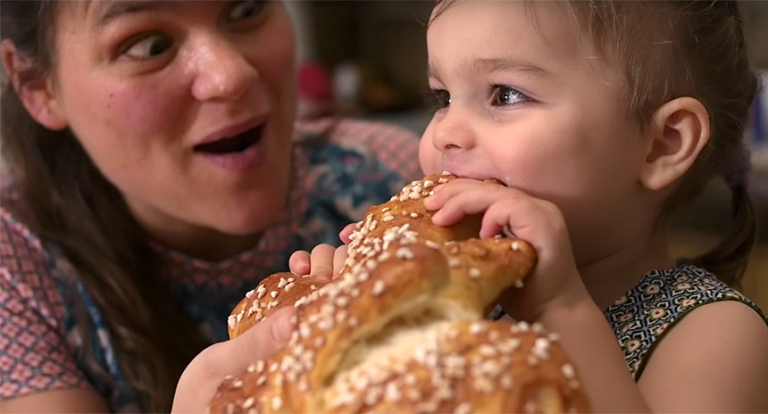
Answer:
211 173 590 414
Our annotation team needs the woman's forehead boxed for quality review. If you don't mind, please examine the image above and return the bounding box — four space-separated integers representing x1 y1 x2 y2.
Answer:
62 0 173 27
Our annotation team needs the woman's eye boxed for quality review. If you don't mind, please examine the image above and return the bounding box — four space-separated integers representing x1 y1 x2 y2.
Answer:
491 86 530 107
431 89 451 109
122 34 172 60
227 0 266 23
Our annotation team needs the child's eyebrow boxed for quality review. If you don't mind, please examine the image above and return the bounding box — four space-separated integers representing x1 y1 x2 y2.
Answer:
427 57 553 81
472 57 552 78
90 0 169 28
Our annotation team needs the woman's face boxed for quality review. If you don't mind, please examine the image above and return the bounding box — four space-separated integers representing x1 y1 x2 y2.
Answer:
49 0 297 256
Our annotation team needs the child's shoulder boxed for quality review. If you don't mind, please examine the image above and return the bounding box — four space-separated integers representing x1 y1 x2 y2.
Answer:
605 265 767 379
637 290 768 411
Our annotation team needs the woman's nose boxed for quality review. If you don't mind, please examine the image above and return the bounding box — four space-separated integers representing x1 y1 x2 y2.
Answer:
191 35 258 102
431 109 477 153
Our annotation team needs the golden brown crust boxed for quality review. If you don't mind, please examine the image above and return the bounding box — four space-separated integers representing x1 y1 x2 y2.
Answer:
211 174 590 414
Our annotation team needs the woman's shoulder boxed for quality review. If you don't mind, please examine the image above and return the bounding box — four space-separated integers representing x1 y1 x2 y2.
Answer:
295 117 422 182
1 190 88 400
293 117 423 226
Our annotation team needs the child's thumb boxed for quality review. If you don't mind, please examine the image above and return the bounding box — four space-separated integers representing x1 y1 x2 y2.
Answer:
233 307 297 361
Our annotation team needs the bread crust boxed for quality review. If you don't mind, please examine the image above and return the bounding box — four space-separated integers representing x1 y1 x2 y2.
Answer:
211 174 590 414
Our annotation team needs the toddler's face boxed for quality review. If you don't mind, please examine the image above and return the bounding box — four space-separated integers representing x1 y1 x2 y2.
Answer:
421 0 653 262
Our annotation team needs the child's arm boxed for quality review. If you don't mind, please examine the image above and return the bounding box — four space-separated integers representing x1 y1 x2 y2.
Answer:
425 178 768 412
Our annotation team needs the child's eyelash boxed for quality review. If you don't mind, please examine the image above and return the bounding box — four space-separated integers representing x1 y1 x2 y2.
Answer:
426 88 451 109
489 84 531 107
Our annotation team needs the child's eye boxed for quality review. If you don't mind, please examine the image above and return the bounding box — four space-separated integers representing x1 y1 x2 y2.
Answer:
121 34 173 60
490 85 530 107
431 88 451 109
226 0 267 23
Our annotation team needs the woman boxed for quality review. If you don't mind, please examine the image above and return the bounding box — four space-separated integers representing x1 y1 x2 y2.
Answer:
0 0 420 411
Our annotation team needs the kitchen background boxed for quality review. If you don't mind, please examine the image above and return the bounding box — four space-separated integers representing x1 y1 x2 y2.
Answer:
285 1 768 310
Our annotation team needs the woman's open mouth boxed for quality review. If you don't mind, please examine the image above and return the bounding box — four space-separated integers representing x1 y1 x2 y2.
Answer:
194 125 264 154
193 124 268 172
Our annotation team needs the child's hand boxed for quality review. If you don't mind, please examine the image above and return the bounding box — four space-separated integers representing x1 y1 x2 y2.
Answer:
423 178 590 321
288 244 348 280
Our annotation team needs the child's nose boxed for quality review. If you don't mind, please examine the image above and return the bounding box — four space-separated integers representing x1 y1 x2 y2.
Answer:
190 35 258 102
431 111 476 153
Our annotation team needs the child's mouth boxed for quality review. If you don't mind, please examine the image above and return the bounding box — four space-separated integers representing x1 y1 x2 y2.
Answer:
193 125 263 154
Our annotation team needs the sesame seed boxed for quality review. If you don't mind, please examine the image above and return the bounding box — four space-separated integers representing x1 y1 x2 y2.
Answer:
284 282 295 292
426 240 441 249
470 322 485 334
449 258 460 267
410 212 420 218
561 363 576 379
532 322 545 334
455 402 472 414
396 247 415 260
256 286 266 299
469 268 481 278
518 321 530 331
442 171 451 175
278 277 287 288
270 291 278 298
372 280 385 296
501 375 514 390
512 241 520 251
232 379 243 388
227 315 237 330
515 279 525 288
335 296 350 308
424 180 435 188
271 397 282 410
243 397 255 409
245 289 255 298
409 192 422 200
382 214 395 222
382 207 390 212
478 344 497 357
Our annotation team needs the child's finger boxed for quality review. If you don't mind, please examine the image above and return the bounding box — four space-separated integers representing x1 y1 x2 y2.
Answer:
333 245 348 276
339 223 357 244
430 188 498 226
309 244 336 280
288 250 311 275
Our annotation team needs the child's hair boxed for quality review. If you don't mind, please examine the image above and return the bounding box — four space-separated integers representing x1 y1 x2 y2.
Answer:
1 2 208 411
432 0 760 287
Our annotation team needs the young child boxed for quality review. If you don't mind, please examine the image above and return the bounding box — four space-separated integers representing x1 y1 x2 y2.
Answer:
291 0 768 411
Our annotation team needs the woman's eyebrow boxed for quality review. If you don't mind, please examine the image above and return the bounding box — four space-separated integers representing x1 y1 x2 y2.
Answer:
91 0 169 28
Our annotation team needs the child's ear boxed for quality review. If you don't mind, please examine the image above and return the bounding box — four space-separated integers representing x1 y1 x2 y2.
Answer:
639 97 710 191
1 40 68 131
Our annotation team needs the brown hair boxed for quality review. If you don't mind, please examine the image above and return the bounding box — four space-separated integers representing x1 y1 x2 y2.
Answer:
432 0 759 286
1 1 208 411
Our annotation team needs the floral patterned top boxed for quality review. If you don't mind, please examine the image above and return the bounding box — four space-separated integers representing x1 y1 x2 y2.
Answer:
0 118 422 412
605 265 768 380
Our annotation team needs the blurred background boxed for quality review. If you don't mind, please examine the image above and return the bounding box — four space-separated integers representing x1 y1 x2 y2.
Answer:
285 1 768 310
